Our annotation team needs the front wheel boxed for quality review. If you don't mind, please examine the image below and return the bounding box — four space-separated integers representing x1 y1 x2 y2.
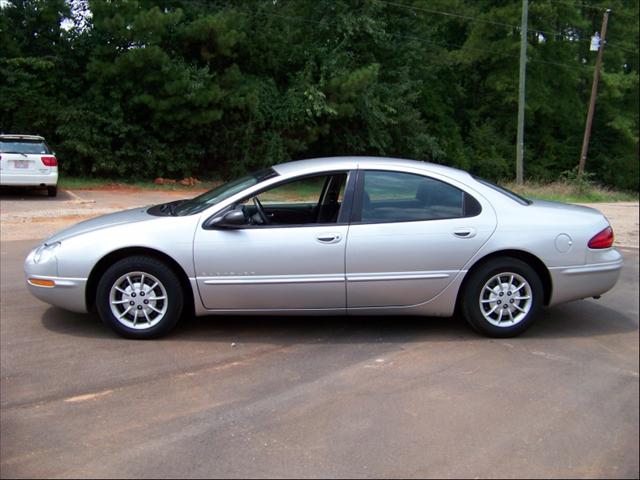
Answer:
461 257 543 338
96 256 184 339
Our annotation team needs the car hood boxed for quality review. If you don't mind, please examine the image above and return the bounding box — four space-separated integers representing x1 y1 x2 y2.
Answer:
45 207 153 244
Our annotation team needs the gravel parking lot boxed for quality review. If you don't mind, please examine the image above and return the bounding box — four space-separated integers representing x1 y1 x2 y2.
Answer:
1 189 638 478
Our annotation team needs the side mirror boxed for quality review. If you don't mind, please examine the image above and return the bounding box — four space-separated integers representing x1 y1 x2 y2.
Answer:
207 210 247 229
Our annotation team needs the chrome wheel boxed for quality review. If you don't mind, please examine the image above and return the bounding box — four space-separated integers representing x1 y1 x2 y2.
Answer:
479 272 532 327
109 271 168 330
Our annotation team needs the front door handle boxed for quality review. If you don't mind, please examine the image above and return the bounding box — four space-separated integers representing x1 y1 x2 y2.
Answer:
453 228 477 239
316 233 342 244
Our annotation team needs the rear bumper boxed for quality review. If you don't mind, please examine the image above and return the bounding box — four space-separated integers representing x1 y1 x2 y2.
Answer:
1 171 58 187
548 249 624 306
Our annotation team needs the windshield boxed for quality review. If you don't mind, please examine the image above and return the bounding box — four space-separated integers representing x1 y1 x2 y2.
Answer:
174 168 278 216
0 140 51 154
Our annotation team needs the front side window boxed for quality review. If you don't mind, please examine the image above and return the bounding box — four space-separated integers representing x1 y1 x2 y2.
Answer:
239 172 348 226
357 170 480 223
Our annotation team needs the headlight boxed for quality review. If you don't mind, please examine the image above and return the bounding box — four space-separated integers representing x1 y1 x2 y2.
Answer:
33 242 61 264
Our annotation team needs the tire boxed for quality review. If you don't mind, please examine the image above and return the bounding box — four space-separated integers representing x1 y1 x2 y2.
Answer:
96 256 184 339
461 257 543 338
47 186 57 197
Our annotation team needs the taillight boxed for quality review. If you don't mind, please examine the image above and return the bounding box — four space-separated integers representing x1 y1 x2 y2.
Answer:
41 155 57 167
588 226 614 249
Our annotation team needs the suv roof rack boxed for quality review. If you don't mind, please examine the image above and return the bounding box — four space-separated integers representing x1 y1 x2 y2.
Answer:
0 134 45 141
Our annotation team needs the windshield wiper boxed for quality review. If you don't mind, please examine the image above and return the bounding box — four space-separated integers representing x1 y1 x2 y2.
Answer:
158 199 188 216
2 151 28 157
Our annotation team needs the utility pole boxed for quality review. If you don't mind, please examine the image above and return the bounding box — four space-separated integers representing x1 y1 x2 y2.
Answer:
516 0 528 185
578 9 610 178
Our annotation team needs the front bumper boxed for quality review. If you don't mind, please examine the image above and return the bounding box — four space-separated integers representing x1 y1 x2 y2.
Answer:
24 246 88 313
26 275 88 313
548 248 624 306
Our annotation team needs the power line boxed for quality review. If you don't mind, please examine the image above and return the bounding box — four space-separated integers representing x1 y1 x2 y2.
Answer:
605 42 640 56
378 0 636 54
227 4 595 72
378 0 526 31
378 0 591 45
546 0 609 11
546 0 637 19
167 0 600 72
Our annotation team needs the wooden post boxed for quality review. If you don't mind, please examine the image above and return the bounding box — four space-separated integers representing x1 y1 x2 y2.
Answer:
578 9 610 178
516 0 528 185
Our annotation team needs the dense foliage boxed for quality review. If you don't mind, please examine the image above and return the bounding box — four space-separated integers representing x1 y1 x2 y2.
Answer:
1 0 638 189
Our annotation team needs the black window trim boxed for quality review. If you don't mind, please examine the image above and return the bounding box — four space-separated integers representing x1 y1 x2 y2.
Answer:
203 169 357 230
474 176 532 206
349 169 482 225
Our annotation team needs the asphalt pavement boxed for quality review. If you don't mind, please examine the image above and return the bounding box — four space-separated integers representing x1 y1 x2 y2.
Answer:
0 238 638 478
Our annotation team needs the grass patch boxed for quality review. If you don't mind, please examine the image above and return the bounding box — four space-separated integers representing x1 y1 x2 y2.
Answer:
59 176 219 191
58 175 638 204
504 181 638 203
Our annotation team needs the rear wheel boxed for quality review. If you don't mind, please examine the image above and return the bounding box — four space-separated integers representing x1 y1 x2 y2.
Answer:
96 256 183 339
47 186 57 197
461 257 543 337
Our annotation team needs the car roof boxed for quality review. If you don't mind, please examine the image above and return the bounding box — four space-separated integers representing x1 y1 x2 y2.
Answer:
0 134 45 141
272 156 472 181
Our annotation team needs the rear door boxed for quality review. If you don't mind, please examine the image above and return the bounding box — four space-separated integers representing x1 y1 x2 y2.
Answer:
346 169 497 308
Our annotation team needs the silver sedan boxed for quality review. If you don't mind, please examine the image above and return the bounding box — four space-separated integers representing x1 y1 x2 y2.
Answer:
24 157 623 339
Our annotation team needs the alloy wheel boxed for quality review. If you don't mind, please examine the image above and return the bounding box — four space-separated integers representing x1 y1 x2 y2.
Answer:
109 271 168 330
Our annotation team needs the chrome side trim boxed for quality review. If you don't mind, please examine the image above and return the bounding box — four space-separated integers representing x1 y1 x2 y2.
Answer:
202 274 344 285
202 271 455 285
200 307 347 314
346 271 453 282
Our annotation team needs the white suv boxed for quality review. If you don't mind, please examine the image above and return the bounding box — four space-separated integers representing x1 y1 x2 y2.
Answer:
0 134 59 196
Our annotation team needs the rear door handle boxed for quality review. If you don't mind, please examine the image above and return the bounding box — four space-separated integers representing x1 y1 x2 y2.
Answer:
453 228 477 239
316 233 342 244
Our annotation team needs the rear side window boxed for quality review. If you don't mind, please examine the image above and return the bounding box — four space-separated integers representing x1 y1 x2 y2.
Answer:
0 140 51 154
356 171 481 223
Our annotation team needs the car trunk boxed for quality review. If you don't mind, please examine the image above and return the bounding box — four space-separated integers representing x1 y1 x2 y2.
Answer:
1 153 47 173
0 139 53 175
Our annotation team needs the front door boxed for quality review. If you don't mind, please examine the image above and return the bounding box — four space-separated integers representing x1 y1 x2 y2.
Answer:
346 169 496 308
194 172 352 311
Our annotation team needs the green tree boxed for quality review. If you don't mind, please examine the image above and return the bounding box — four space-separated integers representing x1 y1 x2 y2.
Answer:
1 0 637 189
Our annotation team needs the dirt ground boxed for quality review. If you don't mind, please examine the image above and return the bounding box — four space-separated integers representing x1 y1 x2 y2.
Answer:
1 188 638 478
577 202 639 250
0 189 638 248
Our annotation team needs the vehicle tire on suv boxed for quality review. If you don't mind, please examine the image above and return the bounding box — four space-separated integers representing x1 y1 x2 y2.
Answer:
96 256 184 339
47 186 57 197
461 257 543 338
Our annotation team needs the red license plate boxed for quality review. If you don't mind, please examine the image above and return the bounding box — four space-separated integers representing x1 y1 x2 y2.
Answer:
14 160 29 169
